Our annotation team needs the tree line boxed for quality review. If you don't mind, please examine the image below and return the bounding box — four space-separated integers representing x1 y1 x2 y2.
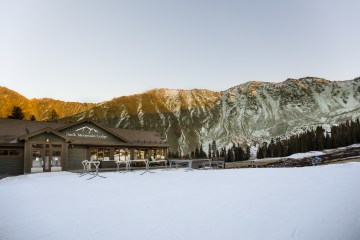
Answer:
257 119 360 159
169 119 360 161
169 140 251 162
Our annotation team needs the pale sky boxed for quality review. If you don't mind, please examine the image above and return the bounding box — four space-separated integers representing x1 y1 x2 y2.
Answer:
0 0 359 103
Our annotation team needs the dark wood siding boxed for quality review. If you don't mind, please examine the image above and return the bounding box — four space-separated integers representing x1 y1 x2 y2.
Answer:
0 148 24 176
24 141 31 173
29 133 65 143
67 148 87 170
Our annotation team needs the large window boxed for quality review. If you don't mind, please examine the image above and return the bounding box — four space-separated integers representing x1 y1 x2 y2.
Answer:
0 150 8 156
114 148 129 161
9 150 21 156
32 149 43 168
152 149 166 160
90 147 110 161
0 149 22 157
134 149 150 160
52 150 62 167
32 143 44 148
51 144 62 167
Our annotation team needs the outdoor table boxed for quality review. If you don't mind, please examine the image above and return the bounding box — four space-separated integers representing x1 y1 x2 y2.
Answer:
169 159 193 171
128 159 150 175
115 160 130 173
148 159 168 171
86 161 106 180
169 159 212 171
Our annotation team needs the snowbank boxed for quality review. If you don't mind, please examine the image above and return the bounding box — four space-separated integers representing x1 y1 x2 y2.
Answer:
287 151 324 159
1 164 360 240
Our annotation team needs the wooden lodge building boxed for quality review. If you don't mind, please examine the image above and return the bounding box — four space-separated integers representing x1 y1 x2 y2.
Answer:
0 118 169 175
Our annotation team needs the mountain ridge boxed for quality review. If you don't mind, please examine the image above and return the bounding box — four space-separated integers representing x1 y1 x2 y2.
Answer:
1 76 360 154
0 86 96 121
59 76 360 154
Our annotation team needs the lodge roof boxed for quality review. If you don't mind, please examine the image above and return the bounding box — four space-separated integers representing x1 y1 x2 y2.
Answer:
0 118 168 147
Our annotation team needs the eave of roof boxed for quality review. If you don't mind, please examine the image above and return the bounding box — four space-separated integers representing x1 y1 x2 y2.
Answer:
18 127 70 142
0 118 168 145
0 143 24 147
55 118 132 143
69 139 169 148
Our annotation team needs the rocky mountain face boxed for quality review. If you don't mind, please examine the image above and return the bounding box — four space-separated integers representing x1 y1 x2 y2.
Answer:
61 77 360 155
2 77 360 155
0 86 96 120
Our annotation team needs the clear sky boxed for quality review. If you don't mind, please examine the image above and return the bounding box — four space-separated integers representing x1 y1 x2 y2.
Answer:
0 0 359 103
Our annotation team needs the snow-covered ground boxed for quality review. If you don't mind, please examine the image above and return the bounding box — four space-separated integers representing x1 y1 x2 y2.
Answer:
1 164 360 240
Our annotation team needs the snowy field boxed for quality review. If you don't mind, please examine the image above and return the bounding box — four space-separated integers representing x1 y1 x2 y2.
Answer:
1 164 360 240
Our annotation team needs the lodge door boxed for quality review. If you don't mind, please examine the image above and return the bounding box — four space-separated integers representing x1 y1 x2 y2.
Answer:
43 148 62 172
31 142 63 173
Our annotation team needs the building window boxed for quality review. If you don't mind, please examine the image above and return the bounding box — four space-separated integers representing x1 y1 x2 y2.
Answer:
90 147 110 161
153 149 166 160
52 150 62 167
0 149 22 157
9 150 21 156
134 149 150 160
52 144 62 149
32 150 43 168
114 148 129 161
0 150 9 156
32 144 44 149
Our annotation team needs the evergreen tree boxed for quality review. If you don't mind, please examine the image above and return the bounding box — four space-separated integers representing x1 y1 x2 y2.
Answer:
324 132 331 149
200 144 207 158
211 140 217 158
226 148 234 162
8 106 25 120
262 142 268 158
273 139 281 157
208 143 212 159
281 139 285 157
195 147 200 158
315 126 325 150
308 130 316 151
331 126 338 148
239 147 245 161
356 119 360 142
345 120 352 146
350 120 357 143
245 146 250 160
257 145 263 159
269 139 275 157
48 109 59 122
234 147 240 161
220 147 226 158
